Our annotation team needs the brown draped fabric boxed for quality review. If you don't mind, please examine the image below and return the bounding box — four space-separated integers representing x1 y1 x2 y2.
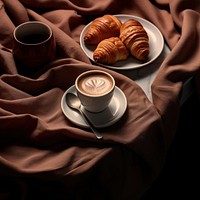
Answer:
0 0 199 199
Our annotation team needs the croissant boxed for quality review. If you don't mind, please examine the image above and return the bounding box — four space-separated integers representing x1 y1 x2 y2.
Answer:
93 37 129 65
120 19 149 61
84 14 122 45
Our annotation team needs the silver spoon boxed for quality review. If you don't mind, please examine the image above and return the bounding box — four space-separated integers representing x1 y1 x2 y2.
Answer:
66 93 103 140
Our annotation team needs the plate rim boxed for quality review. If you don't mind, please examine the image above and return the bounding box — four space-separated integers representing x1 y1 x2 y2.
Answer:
80 14 164 70
61 85 127 128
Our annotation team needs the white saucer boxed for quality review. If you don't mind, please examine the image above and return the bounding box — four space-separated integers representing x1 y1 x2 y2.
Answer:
61 85 127 128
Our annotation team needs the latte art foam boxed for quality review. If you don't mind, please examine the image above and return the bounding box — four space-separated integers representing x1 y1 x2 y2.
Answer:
78 74 113 96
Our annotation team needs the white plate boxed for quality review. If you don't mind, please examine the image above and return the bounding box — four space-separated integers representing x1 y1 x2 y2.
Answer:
61 85 127 128
80 14 164 70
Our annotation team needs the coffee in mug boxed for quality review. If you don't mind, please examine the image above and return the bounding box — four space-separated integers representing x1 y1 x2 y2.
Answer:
20 33 49 44
12 21 56 73
75 70 115 112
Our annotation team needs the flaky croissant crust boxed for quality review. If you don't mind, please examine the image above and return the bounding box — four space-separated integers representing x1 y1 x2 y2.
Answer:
120 19 149 61
93 37 129 65
84 15 122 45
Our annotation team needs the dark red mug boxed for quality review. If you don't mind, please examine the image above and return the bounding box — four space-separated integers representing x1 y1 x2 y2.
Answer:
13 21 56 73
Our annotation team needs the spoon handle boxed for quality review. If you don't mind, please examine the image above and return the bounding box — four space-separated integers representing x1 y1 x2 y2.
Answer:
79 109 103 139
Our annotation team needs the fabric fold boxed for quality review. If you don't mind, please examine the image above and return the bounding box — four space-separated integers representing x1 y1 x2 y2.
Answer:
0 0 199 199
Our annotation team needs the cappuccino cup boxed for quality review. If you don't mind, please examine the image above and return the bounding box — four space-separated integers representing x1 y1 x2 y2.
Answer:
12 21 56 73
75 70 115 112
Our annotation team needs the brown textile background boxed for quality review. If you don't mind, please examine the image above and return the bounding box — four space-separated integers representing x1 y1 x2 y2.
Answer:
0 0 200 199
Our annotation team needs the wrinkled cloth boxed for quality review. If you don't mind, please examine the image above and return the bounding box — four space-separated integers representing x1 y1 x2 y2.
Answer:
0 0 200 199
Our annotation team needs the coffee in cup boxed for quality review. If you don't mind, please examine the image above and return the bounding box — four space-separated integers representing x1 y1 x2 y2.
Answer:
12 21 56 73
75 70 115 112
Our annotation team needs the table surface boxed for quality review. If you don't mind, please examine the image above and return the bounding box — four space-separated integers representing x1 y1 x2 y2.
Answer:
119 44 194 105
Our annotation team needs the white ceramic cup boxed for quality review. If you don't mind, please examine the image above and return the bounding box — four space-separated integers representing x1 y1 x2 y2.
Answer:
75 70 115 112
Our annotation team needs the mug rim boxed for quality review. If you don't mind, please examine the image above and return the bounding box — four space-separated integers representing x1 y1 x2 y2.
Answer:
75 69 115 97
13 21 53 46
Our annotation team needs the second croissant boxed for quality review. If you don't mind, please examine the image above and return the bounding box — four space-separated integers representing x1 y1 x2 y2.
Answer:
93 37 129 65
120 19 149 61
